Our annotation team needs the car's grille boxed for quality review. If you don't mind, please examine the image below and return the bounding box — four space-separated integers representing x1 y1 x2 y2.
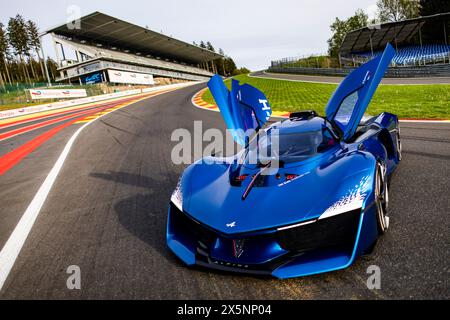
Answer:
171 204 361 263
170 204 217 246
276 209 361 252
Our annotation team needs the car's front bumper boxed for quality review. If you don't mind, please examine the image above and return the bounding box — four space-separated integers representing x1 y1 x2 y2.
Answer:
166 203 378 279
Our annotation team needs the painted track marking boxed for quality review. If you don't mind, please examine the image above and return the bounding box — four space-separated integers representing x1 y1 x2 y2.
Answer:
0 104 118 142
0 85 193 291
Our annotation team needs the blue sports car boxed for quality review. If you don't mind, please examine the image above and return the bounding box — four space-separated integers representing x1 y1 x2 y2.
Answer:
167 44 401 279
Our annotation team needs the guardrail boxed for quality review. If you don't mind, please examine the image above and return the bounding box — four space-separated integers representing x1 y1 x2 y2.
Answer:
0 82 200 120
268 63 450 78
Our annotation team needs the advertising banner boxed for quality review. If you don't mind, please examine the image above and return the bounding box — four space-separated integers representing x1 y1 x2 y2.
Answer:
108 70 155 85
29 89 88 100
1 82 197 120
81 72 104 85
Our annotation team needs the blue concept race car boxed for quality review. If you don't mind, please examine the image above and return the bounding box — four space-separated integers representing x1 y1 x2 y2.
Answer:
167 44 401 279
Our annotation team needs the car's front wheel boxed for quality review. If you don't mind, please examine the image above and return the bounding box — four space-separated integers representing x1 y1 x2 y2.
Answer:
375 162 390 234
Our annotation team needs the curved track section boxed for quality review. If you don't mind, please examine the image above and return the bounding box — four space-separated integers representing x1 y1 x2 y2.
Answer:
0 84 448 299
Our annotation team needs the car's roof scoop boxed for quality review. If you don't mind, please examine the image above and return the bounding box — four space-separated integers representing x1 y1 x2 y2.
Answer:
208 75 273 146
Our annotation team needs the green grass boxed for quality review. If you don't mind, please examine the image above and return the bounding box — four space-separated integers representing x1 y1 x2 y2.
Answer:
202 75 450 119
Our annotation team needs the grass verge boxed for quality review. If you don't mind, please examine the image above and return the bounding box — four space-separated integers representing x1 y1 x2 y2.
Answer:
202 75 450 119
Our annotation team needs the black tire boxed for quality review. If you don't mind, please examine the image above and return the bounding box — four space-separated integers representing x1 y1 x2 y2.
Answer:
397 127 402 162
375 162 390 235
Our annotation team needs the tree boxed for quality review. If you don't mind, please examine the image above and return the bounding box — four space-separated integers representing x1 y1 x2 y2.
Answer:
376 0 420 23
27 20 45 81
328 9 368 58
234 67 251 75
195 41 244 76
46 57 58 81
420 0 450 15
206 41 215 52
0 22 11 85
8 15 32 83
225 57 238 76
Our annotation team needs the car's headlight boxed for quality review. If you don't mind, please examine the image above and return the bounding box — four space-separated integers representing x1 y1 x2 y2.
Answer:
171 177 183 212
319 175 371 220
319 197 364 220
277 198 363 231
319 177 370 220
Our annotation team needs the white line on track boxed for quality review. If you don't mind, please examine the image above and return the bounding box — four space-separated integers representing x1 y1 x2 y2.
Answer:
0 121 91 290
0 84 195 291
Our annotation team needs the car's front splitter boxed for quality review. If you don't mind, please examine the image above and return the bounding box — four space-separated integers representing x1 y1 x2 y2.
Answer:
166 203 379 279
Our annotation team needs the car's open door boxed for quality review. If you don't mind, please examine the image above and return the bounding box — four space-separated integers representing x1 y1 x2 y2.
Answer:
208 75 272 146
325 44 395 141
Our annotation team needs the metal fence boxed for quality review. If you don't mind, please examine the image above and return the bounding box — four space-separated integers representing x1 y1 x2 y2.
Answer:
268 63 450 78
343 52 450 67
271 53 332 69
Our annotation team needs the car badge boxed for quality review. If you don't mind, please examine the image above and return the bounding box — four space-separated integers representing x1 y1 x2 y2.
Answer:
233 239 245 258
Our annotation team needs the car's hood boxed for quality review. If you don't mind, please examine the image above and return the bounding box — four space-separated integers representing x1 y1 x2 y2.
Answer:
183 152 374 235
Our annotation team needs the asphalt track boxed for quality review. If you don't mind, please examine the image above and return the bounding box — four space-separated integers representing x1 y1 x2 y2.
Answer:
0 84 448 299
251 70 450 85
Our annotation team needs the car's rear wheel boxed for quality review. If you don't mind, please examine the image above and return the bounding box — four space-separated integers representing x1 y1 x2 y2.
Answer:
375 162 390 234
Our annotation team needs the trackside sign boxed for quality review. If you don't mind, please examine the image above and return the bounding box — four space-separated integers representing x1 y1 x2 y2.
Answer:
0 82 198 120
108 70 155 85
29 89 88 100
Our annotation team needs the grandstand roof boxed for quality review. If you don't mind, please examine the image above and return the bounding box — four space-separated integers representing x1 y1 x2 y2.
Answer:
340 12 450 54
45 11 223 64
55 37 212 77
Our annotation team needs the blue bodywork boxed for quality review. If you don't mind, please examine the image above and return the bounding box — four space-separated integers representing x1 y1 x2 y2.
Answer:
167 44 401 279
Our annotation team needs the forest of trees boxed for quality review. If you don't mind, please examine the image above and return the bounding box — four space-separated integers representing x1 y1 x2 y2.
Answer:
328 0 450 58
0 14 59 89
193 40 250 76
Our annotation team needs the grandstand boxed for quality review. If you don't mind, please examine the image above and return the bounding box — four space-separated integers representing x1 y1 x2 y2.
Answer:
43 12 223 85
269 12 450 78
354 44 450 66
339 13 450 68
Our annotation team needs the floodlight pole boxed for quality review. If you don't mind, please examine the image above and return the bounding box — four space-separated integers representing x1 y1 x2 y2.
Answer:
444 20 448 46
369 35 374 58
419 25 423 48
39 33 52 87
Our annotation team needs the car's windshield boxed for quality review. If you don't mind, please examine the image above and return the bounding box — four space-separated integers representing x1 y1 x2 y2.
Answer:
243 127 337 165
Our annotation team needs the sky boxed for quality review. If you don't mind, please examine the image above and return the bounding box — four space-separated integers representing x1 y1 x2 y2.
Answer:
1 0 378 71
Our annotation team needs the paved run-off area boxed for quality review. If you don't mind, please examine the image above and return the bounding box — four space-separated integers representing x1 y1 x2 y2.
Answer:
0 84 448 299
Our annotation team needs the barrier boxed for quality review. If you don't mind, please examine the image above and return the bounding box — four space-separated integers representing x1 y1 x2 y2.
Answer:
0 82 202 120
268 63 450 78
